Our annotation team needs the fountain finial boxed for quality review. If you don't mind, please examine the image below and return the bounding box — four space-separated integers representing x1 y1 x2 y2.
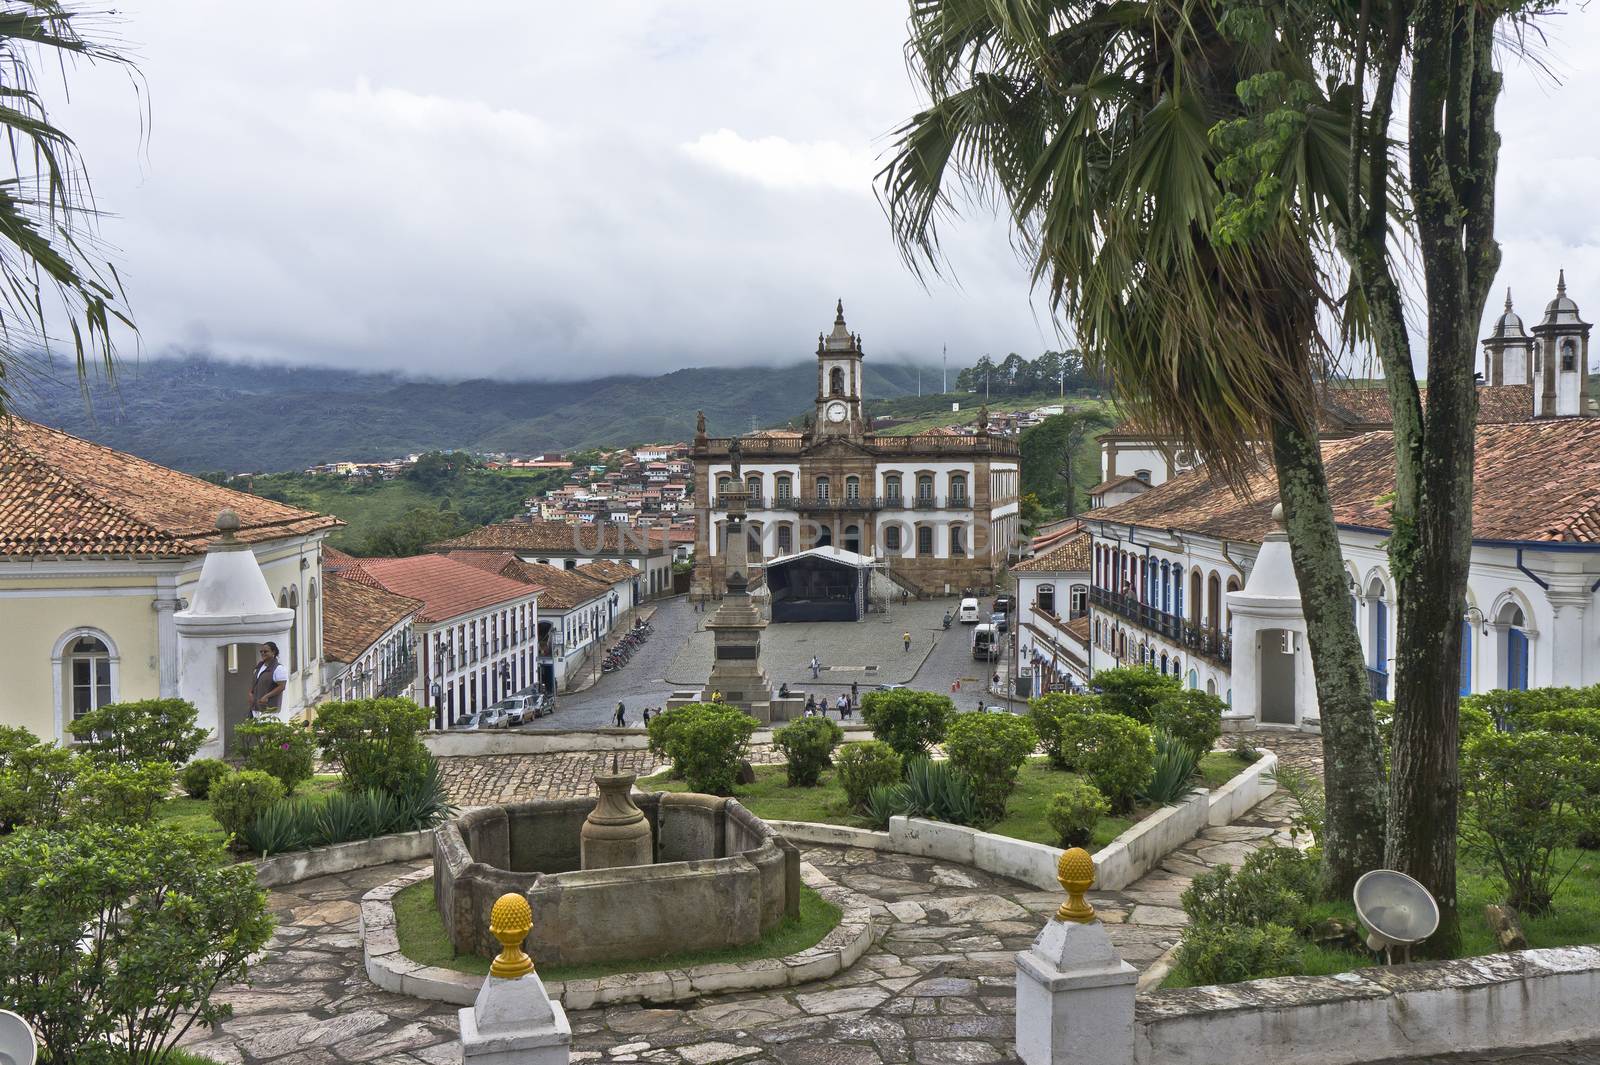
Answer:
488 893 535 978
1054 847 1097 923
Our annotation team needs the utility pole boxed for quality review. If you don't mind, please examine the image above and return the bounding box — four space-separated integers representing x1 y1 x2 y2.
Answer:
918 364 922 397
942 345 948 394
985 354 990 402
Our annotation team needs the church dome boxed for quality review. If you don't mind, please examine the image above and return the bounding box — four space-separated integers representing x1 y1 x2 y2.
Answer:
1488 289 1529 339
1541 270 1587 327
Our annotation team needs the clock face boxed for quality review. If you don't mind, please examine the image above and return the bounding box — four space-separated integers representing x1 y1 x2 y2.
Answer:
826 402 848 423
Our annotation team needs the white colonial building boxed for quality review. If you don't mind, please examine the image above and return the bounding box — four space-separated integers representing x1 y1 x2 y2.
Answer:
1012 531 1093 694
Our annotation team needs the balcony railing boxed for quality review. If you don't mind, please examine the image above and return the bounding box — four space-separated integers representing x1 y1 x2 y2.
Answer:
1088 586 1232 666
378 654 418 698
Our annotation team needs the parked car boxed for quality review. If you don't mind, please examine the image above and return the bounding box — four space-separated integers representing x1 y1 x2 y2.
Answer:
478 704 513 729
992 595 1014 615
529 692 554 718
972 623 1002 661
873 683 909 692
490 695 541 727
990 611 1009 633
450 711 488 731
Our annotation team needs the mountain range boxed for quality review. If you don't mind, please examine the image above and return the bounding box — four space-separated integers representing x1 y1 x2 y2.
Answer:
11 354 930 473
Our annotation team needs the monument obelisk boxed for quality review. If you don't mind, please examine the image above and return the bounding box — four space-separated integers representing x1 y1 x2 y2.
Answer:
704 437 773 721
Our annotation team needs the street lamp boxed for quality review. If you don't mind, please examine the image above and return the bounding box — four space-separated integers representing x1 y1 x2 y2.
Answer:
1463 605 1489 636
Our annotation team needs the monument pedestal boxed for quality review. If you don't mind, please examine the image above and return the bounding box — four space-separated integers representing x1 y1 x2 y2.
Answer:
1014 919 1136 1065
459 971 571 1065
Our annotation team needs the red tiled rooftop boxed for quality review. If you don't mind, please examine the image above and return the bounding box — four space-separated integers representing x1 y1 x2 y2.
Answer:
321 572 422 663
343 554 537 623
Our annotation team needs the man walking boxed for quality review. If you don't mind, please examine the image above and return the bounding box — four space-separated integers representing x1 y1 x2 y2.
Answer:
248 642 288 718
850 681 858 708
902 631 912 653
810 655 821 679
614 701 626 727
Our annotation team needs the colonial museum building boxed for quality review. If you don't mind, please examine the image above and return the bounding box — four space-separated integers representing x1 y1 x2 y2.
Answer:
1081 277 1600 731
692 303 1022 601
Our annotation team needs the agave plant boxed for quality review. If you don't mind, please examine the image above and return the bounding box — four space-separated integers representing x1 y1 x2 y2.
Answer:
242 799 312 857
1142 729 1201 806
863 783 905 832
391 755 457 831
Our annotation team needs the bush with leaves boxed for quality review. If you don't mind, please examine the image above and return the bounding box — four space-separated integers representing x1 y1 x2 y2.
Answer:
1460 687 1597 732
1141 728 1199 805
1150 689 1224 756
0 729 77 832
235 718 317 793
1027 693 1099 768
1460 728 1599 913
180 757 232 800
66 698 208 766
312 697 432 796
0 821 273 1065
1091 666 1180 723
1047 780 1109 848
943 712 1037 822
773 717 844 787
1267 764 1326 852
1181 846 1320 933
897 757 983 826
1172 921 1302 986
66 759 174 827
658 703 758 795
835 740 902 811
1058 712 1154 813
860 689 954 761
646 705 686 772
209 769 286 841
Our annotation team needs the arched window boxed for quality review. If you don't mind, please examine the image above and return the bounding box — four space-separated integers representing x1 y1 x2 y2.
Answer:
845 475 861 501
1134 469 1152 483
1225 576 1240 629
1188 668 1199 690
1368 578 1389 674
66 634 113 720
950 524 966 557
307 579 319 665
1160 652 1169 675
916 475 934 502
816 476 831 501
1189 570 1202 625
830 367 845 395
884 525 902 552
1206 678 1217 696
775 475 792 503
917 526 934 556
717 476 732 501
1207 571 1221 631
949 474 968 503
776 524 793 554
885 474 902 501
844 524 862 553
1499 602 1530 690
1037 584 1056 616
1562 340 1577 372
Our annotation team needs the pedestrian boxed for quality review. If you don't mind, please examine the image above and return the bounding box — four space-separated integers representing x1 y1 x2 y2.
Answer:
901 589 909 606
850 681 858 706
976 699 985 713
805 694 816 714
779 682 790 698
902 631 912 652
993 672 1000 688
642 706 653 725
614 701 626 727
248 641 288 718
951 680 960 693
810 655 821 679
842 697 853 721
836 694 848 717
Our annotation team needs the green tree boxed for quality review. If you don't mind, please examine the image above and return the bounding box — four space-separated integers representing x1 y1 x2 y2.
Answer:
0 4 138 414
360 505 472 557
1021 409 1112 516
880 0 1387 894
66 698 208 766
860 689 954 762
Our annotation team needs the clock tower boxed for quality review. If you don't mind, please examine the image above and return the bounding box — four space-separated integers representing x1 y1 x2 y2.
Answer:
816 300 866 439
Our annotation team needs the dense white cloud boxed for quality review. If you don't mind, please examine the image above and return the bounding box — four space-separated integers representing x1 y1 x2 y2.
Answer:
36 2 1600 380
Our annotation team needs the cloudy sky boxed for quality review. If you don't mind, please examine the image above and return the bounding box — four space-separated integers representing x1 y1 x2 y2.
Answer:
43 2 1600 381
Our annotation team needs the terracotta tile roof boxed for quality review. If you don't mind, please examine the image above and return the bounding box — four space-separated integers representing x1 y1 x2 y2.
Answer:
431 519 665 556
322 545 359 570
576 558 640 584
1088 475 1149 496
1066 615 1090 643
516 562 611 611
1014 531 1093 573
1093 419 1600 545
342 554 538 624
0 416 341 558
321 572 421 664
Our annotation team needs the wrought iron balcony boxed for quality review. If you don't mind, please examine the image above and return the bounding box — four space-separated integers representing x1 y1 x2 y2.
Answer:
1088 586 1232 666
378 655 418 698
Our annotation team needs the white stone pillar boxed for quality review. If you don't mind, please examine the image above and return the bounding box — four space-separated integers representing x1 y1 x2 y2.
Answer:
460 894 570 1065
1015 849 1137 1065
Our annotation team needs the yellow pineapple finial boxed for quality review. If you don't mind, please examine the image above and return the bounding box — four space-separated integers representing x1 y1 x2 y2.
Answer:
1054 847 1096 923
489 893 535 978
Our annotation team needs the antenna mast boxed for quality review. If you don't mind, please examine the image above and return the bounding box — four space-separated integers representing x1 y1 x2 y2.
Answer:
942 344 948 393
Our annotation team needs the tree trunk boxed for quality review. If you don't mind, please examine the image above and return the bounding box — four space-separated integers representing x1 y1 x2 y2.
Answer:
1270 407 1388 896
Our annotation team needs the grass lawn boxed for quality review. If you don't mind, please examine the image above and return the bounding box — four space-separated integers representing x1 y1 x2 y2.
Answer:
392 878 841 981
157 773 342 851
1163 845 1600 987
643 752 1248 850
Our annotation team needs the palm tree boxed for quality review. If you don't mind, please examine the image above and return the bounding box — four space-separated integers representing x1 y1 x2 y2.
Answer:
878 0 1386 892
0 2 137 415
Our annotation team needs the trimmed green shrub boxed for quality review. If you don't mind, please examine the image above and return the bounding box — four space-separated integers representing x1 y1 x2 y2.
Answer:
658 703 758 795
1461 687 1598 731
180 757 232 800
0 821 272 1065
66 698 208 766
65 760 174 826
774 717 844 787
1059 712 1154 813
1027 693 1099 768
1047 780 1109 848
1172 921 1301 985
899 757 982 827
235 718 317 793
209 770 286 841
312 697 431 796
1092 666 1180 723
943 713 1038 821
860 689 954 761
1150 689 1224 756
1526 706 1600 742
1461 728 1599 913
0 732 77 832
646 706 686 774
1141 728 1199 804
835 741 902 811
1181 846 1320 932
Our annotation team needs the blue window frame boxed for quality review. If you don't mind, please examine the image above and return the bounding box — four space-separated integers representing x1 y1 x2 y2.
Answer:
1459 619 1472 697
1507 628 1529 690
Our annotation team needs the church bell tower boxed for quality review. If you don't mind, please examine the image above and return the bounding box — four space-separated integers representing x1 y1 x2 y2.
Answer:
816 300 866 440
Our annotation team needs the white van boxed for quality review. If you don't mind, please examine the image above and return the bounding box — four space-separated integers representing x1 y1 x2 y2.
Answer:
958 597 981 624
972 623 1001 660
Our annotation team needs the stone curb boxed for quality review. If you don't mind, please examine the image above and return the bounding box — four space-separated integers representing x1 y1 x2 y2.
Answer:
359 864 875 1011
248 829 436 889
766 749 1279 894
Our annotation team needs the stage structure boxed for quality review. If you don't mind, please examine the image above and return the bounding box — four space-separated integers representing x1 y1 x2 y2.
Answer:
764 547 883 623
